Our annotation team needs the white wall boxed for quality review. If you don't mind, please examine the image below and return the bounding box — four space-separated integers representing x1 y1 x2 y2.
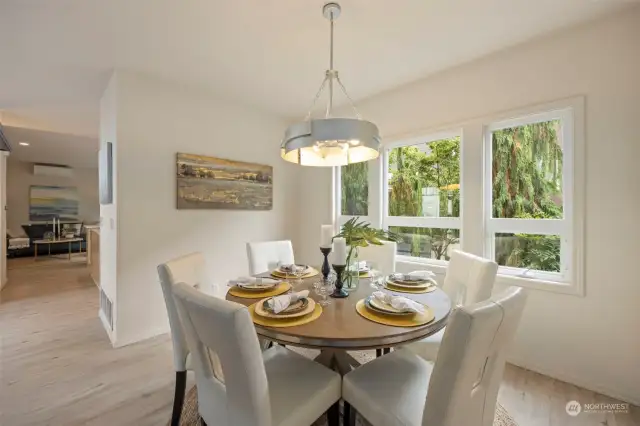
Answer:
101 71 299 347
296 9 640 404
1 153 7 289
99 73 119 344
5 157 99 233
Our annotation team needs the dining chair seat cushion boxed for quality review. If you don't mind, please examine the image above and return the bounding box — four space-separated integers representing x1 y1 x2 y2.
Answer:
343 348 433 426
403 329 444 362
264 345 342 426
196 345 341 426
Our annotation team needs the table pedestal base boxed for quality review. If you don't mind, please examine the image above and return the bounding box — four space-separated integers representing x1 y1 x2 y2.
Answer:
314 349 361 376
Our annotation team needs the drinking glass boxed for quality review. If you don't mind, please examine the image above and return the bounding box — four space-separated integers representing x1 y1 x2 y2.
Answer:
292 266 306 287
315 279 333 306
368 262 384 291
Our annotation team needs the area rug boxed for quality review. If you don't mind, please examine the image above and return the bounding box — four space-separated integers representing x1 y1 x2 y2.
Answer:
172 349 518 426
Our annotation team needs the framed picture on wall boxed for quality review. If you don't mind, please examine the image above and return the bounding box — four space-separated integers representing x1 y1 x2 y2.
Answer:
176 152 273 210
29 185 79 221
99 141 113 204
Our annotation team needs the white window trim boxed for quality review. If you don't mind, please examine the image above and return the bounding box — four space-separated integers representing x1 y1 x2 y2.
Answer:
483 106 581 294
334 96 585 296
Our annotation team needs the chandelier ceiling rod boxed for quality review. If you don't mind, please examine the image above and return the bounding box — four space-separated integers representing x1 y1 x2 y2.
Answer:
326 8 335 118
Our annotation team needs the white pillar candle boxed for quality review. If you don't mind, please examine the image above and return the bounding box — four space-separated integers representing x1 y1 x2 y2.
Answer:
333 237 347 265
320 224 333 248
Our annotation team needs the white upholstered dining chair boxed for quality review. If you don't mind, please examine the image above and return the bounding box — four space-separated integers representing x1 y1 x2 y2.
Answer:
172 282 342 426
405 250 498 361
342 286 527 426
158 252 219 426
246 240 295 275
357 241 397 276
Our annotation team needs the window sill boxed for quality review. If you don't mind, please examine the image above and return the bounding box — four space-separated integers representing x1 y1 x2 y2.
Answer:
495 274 584 296
396 257 584 297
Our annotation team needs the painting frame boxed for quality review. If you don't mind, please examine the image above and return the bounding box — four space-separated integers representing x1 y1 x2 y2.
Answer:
29 185 79 222
176 153 273 211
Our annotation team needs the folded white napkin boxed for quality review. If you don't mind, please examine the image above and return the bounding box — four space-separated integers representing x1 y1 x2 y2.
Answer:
279 264 308 273
228 276 279 287
267 290 309 314
372 291 425 314
391 270 436 281
348 260 369 272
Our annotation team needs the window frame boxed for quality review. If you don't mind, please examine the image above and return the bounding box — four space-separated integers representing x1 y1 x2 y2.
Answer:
483 108 573 284
333 97 584 296
382 129 464 264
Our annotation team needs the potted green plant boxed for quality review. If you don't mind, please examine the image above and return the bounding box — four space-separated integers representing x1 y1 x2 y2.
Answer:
333 217 402 290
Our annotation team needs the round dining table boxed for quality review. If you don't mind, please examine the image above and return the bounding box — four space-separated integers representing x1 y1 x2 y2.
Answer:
226 271 452 374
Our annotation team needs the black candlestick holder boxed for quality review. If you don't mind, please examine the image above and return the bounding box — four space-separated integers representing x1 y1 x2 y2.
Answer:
320 246 332 280
330 264 348 298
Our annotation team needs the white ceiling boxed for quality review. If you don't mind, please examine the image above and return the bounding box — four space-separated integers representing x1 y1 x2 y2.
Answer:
0 0 633 142
3 126 98 169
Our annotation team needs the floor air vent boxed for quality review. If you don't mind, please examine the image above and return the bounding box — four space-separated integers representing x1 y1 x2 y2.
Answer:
99 288 113 330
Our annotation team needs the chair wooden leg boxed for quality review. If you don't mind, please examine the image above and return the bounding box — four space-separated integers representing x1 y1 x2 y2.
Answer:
376 349 382 357
171 371 187 426
344 401 356 426
327 401 340 426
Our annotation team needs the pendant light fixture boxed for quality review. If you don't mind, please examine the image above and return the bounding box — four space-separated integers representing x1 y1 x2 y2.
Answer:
281 2 381 167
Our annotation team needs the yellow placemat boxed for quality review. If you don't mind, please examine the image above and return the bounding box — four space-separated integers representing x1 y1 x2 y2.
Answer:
355 299 435 327
228 282 291 299
270 268 319 279
249 302 323 328
384 282 437 294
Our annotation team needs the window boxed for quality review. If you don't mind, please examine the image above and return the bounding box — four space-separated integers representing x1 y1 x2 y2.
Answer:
340 162 368 216
485 109 573 282
383 133 461 262
333 98 583 293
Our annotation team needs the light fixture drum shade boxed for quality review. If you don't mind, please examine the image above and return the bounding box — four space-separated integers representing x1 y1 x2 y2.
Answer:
281 118 380 166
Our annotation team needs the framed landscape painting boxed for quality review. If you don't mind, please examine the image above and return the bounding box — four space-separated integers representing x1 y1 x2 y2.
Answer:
176 153 273 210
29 185 79 221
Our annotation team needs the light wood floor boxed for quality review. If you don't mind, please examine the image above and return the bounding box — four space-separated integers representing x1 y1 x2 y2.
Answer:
1 257 638 426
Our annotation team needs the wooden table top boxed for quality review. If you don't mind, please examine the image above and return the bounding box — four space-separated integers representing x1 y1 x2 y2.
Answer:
226 272 452 350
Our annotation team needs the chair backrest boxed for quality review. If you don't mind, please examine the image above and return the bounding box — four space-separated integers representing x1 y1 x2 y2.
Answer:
172 282 271 426
357 241 397 276
422 286 527 426
442 250 498 306
157 252 208 372
246 240 295 275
